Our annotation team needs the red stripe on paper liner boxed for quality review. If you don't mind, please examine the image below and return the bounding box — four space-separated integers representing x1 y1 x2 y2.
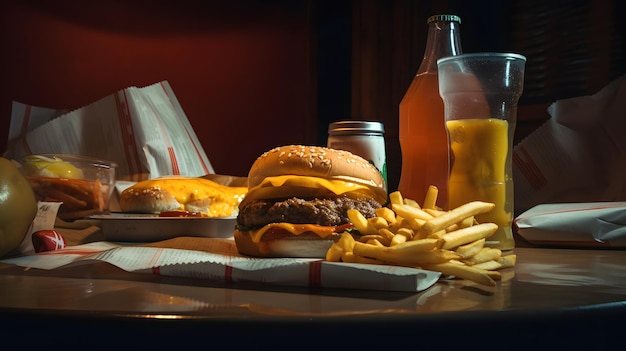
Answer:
182 127 211 175
140 87 180 176
168 147 180 175
309 260 322 288
115 91 143 180
224 265 233 283
160 81 211 175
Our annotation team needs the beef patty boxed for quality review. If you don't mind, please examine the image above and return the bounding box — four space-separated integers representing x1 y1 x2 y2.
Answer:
237 196 382 228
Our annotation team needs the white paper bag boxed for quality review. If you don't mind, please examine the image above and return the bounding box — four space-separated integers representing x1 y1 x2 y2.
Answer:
512 75 626 215
515 202 626 247
4 81 214 181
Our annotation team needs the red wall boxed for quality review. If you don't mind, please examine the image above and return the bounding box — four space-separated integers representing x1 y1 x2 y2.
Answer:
0 0 314 177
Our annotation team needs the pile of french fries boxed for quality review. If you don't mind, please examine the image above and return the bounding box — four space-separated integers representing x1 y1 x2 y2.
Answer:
326 186 516 286
28 176 108 221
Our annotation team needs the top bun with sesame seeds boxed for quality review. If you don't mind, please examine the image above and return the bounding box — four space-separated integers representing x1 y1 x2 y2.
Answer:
234 145 387 258
246 145 386 203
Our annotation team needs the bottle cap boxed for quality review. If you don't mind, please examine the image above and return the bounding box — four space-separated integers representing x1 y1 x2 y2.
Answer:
427 14 461 24
328 121 385 135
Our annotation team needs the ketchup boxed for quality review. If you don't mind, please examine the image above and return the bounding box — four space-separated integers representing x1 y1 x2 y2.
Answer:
158 210 204 218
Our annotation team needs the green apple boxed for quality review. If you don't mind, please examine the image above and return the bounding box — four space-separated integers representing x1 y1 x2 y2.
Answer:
0 157 38 257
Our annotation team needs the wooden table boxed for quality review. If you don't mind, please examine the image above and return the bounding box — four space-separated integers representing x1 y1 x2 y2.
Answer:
1 242 624 349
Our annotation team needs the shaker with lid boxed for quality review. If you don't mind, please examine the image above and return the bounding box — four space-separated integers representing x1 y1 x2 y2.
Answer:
327 120 387 189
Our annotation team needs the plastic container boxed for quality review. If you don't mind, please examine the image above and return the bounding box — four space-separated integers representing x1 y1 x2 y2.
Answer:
438 52 526 250
20 154 118 221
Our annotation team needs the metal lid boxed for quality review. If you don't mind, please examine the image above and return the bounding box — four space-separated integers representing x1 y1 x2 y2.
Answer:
427 14 461 24
328 120 385 134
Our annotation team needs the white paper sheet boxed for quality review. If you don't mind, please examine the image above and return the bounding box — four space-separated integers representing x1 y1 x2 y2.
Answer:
0 239 441 292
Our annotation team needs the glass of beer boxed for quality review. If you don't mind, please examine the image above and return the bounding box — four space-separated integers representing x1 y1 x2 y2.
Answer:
437 53 526 250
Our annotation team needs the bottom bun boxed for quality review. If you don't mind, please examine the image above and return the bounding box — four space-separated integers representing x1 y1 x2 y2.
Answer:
234 230 338 258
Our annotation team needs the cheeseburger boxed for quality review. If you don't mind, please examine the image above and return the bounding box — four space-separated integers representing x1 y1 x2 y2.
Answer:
119 176 247 217
234 145 387 258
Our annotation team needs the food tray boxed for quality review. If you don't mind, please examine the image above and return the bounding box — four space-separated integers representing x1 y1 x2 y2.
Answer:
90 213 237 242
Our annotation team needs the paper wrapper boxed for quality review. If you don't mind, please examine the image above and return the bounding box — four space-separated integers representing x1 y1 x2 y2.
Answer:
0 239 441 292
515 202 626 248
16 202 62 255
4 81 214 181
512 75 626 215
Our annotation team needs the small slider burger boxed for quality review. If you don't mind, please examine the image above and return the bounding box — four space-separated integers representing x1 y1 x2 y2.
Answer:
119 176 247 217
234 145 387 258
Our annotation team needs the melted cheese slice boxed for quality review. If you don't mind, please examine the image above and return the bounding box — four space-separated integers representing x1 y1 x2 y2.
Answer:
250 222 338 243
242 175 386 205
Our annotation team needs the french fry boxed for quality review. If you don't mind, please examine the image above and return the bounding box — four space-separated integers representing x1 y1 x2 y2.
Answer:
375 207 396 224
391 203 434 221
389 227 413 245
325 243 344 262
427 229 447 240
455 238 485 258
386 238 441 254
377 228 396 242
381 250 460 266
337 232 356 251
405 217 426 231
366 239 385 246
424 208 446 218
403 198 421 208
368 216 389 230
388 216 407 232
396 227 414 240
390 233 408 246
463 247 502 265
342 251 382 264
497 254 517 269
347 209 378 235
422 185 439 209
353 241 454 266
448 259 465 266
459 216 475 228
446 216 476 232
358 234 391 246
440 223 498 250
420 201 496 236
326 232 356 261
387 250 459 266
389 191 403 205
486 270 502 281
424 262 496 287
472 260 503 271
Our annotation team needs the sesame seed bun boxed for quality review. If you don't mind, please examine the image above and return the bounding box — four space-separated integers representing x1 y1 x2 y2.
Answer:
119 185 180 213
245 145 386 204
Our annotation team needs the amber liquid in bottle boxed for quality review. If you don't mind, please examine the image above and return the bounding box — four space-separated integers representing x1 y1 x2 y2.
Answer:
397 15 462 209
399 72 448 207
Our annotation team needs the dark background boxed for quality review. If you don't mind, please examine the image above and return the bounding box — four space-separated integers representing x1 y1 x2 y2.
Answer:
2 0 624 192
